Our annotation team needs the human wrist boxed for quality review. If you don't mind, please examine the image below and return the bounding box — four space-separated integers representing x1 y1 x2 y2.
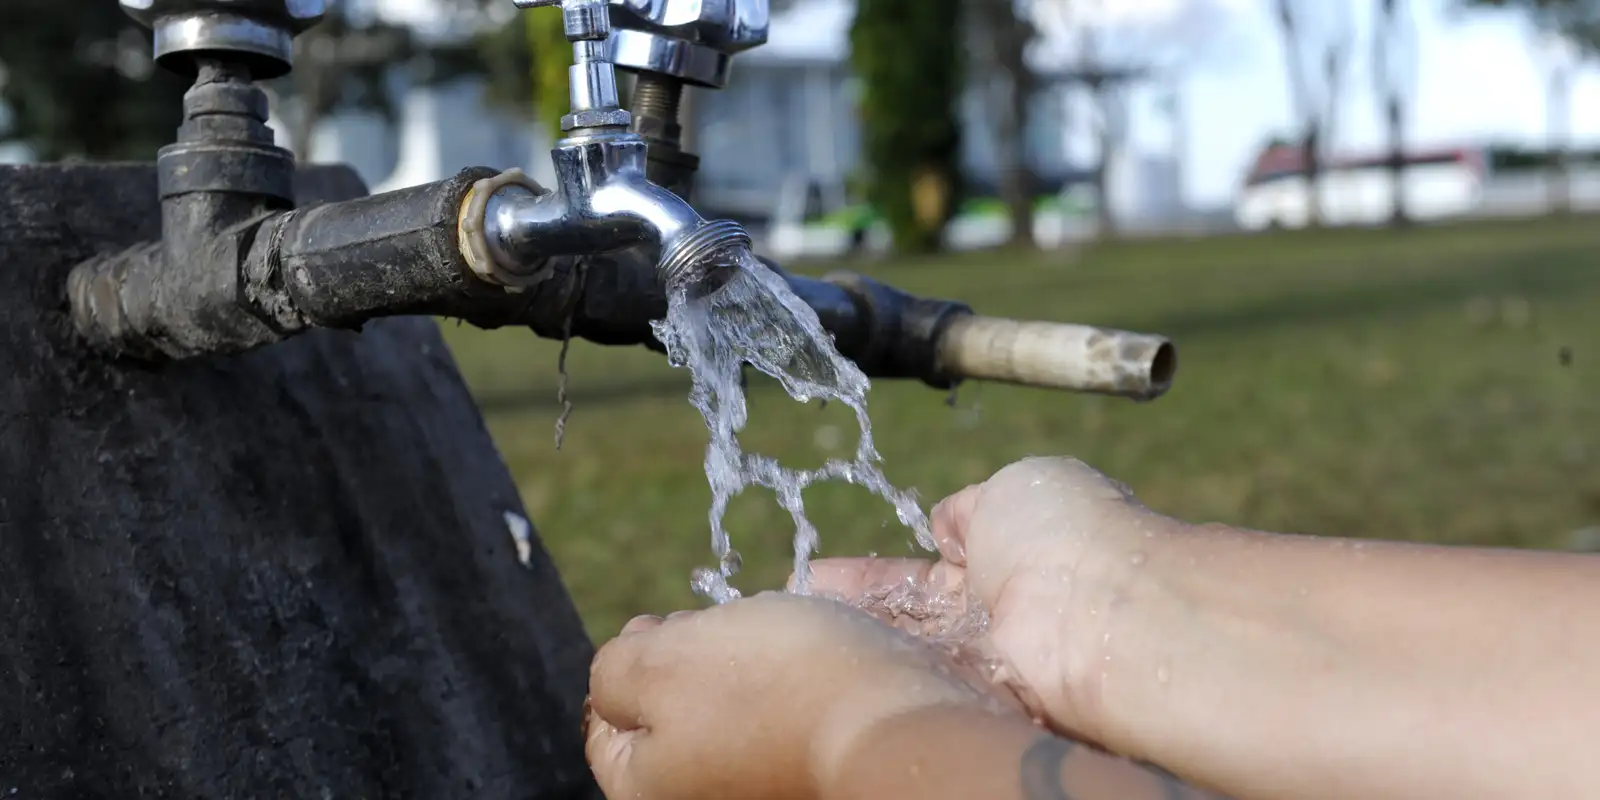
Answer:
808 671 990 793
1029 512 1197 749
1070 519 1279 767
815 702 1038 800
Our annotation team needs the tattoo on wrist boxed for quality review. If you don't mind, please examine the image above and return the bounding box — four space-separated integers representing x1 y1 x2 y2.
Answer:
1019 735 1078 800
1020 735 1219 800
1138 760 1199 800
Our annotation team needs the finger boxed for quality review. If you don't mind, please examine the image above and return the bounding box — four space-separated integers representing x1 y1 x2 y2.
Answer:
589 621 674 732
799 557 935 598
585 707 657 800
588 707 698 800
622 614 665 634
931 484 984 565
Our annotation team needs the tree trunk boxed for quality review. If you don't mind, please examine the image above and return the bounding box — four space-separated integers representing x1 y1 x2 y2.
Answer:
1377 0 1409 227
1386 95 1408 226
1548 63 1572 215
1302 123 1322 228
995 73 1037 247
289 42 335 163
972 0 1036 248
1095 97 1118 239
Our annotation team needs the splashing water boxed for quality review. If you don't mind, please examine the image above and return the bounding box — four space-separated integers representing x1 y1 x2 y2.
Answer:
652 248 934 603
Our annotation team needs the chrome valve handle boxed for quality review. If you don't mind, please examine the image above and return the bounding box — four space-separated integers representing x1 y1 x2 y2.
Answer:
120 0 328 79
605 0 771 88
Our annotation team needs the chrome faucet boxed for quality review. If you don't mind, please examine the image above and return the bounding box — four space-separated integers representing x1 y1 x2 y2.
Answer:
468 0 752 293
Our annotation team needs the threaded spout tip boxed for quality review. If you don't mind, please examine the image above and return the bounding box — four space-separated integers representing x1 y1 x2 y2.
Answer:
657 219 751 293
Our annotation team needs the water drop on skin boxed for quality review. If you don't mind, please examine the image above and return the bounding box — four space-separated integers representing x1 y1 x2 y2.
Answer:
1129 551 1147 566
1157 665 1171 685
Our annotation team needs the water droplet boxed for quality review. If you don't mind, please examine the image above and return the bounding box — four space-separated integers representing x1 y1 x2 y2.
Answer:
1129 551 1147 566
1156 665 1171 684
720 548 743 575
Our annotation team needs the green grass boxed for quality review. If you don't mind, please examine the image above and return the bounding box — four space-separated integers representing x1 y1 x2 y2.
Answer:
439 216 1600 639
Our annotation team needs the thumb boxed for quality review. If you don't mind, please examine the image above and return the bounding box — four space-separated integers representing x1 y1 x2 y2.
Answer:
963 457 1158 605
930 483 984 565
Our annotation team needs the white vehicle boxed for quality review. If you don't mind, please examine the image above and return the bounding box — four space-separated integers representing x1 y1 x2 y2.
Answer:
1235 146 1486 231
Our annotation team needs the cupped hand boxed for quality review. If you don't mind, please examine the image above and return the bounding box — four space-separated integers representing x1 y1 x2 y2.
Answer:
584 591 1027 800
800 456 1182 742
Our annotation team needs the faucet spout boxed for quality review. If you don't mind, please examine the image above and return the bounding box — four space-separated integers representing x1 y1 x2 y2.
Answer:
461 0 750 295
468 129 750 293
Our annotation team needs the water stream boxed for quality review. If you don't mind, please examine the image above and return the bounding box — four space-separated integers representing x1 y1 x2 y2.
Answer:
652 247 934 602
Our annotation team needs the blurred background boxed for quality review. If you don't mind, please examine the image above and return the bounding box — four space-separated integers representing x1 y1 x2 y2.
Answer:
5 0 1597 638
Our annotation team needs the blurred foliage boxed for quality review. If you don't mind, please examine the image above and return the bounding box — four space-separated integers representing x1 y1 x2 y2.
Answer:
278 6 419 158
1461 0 1600 52
849 0 965 253
0 0 500 162
0 0 185 160
476 9 572 138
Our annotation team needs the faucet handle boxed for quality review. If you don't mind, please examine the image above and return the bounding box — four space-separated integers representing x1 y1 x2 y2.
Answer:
512 0 632 132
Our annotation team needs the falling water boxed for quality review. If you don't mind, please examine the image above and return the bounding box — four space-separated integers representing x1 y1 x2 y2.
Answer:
652 247 933 603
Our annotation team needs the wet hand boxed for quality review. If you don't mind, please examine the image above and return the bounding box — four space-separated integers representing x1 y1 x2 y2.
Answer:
584 591 1025 800
801 456 1182 743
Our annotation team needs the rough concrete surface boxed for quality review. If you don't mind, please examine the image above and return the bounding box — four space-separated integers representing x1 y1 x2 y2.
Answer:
0 165 599 799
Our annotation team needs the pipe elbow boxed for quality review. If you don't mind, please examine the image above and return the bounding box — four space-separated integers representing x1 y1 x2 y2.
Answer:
589 177 750 290
590 175 702 250
470 166 752 293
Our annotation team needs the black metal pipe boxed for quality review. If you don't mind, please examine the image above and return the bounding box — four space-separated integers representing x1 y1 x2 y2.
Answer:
495 247 971 390
68 59 299 361
249 167 501 331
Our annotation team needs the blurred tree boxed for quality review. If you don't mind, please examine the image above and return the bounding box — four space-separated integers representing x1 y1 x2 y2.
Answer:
476 6 572 139
1459 0 1600 50
1273 0 1356 228
1373 0 1418 226
0 0 185 161
850 0 965 253
0 0 495 163
1032 0 1229 239
1459 0 1591 213
279 1 418 161
967 0 1039 248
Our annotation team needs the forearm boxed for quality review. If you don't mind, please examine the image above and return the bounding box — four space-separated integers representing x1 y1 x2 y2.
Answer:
1095 524 1600 799
820 704 1218 800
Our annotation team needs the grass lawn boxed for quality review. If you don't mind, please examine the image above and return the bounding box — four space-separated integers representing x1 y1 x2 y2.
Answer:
439 216 1600 639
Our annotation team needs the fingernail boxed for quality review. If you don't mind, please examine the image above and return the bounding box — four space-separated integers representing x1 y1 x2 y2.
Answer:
621 614 661 634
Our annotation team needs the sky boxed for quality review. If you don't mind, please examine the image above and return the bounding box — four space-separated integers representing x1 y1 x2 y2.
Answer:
1132 0 1600 206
